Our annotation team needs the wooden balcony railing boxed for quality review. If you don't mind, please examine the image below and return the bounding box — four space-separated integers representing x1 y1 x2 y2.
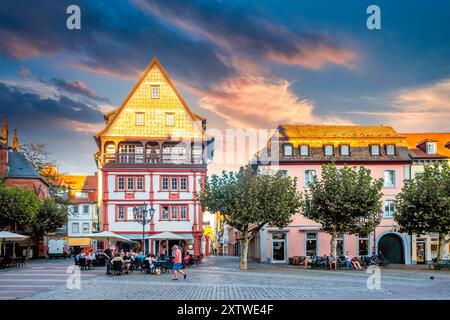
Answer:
103 153 205 165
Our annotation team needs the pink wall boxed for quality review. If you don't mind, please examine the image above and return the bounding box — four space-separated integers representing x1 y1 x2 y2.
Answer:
265 162 407 259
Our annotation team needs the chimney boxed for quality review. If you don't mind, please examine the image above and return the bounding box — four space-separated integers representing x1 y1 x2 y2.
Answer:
0 115 9 179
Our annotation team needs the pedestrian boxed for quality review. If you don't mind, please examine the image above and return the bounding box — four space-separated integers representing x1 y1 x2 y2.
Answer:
172 245 186 280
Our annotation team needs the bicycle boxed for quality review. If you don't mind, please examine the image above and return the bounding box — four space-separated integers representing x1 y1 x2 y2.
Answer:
428 258 450 270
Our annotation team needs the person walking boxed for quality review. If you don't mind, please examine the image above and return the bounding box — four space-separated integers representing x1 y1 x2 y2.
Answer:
172 245 186 280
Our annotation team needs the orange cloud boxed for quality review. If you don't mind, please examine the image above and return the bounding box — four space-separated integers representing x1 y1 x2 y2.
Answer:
63 120 104 133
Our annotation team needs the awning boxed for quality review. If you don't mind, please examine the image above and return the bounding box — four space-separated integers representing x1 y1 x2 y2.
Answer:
68 238 92 246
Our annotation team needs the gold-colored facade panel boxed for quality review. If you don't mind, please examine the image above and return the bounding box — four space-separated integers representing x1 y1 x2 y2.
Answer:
103 64 203 140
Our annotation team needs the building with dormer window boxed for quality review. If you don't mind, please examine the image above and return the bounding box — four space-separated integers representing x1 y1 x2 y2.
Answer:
94 58 213 256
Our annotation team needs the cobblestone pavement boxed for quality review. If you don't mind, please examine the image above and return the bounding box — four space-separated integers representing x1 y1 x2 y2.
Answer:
0 256 449 300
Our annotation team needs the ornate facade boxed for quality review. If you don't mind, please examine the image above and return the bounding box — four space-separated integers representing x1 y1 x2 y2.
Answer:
94 58 213 256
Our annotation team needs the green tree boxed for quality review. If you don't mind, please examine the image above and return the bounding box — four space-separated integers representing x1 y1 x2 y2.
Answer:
395 163 450 263
198 165 302 270
0 184 41 229
303 164 384 258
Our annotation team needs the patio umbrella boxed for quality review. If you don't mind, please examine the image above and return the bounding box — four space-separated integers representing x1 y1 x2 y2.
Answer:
78 231 135 248
147 231 186 255
0 231 29 257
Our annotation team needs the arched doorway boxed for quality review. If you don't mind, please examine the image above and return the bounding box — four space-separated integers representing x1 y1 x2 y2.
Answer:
378 233 404 264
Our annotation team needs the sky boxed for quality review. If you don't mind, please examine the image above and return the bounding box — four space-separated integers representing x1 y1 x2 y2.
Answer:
0 0 449 175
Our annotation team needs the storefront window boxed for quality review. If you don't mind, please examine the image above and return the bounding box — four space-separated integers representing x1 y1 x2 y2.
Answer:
306 233 317 257
358 238 369 256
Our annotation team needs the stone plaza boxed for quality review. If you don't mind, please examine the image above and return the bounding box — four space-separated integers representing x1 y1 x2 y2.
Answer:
0 256 449 300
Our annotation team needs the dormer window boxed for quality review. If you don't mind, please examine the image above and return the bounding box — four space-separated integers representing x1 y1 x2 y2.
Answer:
299 145 309 156
340 145 350 156
371 145 380 156
426 142 437 154
283 144 293 157
324 145 333 156
151 86 160 99
386 144 396 156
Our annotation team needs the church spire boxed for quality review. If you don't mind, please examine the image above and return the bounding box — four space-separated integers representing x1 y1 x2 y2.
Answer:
12 129 19 151
1 115 8 146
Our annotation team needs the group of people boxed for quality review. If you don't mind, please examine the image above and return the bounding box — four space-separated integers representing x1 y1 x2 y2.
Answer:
101 245 191 280
303 251 363 270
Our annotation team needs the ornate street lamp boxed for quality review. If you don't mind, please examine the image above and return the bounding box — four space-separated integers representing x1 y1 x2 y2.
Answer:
133 203 155 254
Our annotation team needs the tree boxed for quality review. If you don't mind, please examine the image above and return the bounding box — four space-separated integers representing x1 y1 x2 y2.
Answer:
0 184 41 229
395 163 450 263
303 164 384 258
26 198 68 257
19 143 54 173
198 165 302 270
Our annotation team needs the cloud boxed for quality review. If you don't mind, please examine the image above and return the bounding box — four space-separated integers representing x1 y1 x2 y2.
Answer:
348 78 450 132
134 0 356 70
180 75 352 129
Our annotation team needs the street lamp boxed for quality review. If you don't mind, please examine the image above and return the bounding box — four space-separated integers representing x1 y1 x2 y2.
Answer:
133 203 155 254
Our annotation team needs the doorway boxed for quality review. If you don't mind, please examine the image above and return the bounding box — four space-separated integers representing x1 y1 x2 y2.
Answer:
271 233 287 263
378 233 404 264
416 240 425 264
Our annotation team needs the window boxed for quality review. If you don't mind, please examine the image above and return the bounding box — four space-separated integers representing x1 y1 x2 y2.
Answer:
358 238 369 256
180 177 187 191
136 177 144 191
371 145 380 156
72 223 79 233
171 206 178 220
180 206 187 220
283 144 293 157
161 206 169 220
162 177 169 191
384 200 396 218
83 205 89 215
135 113 145 126
191 143 203 163
299 145 309 156
386 144 395 156
426 142 437 155
82 223 89 233
340 145 350 156
165 113 174 126
306 233 317 257
119 143 143 163
336 234 345 256
75 192 88 199
127 177 134 190
117 206 125 220
151 86 159 99
118 177 125 191
171 177 178 190
383 170 396 187
162 144 187 163
324 145 334 156
73 205 79 215
304 170 316 187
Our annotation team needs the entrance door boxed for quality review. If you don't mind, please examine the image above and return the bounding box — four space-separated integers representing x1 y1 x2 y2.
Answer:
271 233 286 263
378 234 404 264
416 240 425 264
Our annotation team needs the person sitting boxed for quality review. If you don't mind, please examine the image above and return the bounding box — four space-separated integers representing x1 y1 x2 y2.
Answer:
329 254 337 271
343 251 353 270
303 255 313 268
351 256 362 270
111 253 125 274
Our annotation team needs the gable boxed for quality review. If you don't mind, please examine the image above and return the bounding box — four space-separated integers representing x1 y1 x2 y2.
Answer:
96 58 204 141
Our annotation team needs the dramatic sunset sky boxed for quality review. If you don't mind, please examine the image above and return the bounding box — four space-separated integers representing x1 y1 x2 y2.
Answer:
0 0 449 174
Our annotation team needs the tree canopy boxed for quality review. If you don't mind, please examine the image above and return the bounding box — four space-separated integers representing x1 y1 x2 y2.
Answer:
303 164 384 257
0 184 41 229
395 163 450 262
198 165 302 269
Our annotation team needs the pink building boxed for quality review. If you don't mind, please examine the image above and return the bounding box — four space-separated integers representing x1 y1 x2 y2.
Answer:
253 125 413 264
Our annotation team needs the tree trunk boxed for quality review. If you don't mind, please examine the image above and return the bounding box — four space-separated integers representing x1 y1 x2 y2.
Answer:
330 232 337 258
239 229 249 270
437 233 446 263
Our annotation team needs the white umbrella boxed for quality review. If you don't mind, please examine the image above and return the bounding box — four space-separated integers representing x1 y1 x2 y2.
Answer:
0 231 29 257
148 231 187 255
77 231 135 248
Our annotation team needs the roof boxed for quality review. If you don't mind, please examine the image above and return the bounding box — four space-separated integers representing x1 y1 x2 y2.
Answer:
94 57 205 144
401 133 450 158
6 151 47 183
278 125 401 139
59 174 98 202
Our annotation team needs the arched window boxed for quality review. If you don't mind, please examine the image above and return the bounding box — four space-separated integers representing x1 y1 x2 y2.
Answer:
104 143 116 163
119 142 143 163
191 142 203 164
146 142 160 164
162 143 187 164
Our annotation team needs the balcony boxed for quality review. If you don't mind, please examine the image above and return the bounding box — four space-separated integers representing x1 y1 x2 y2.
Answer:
102 152 207 168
